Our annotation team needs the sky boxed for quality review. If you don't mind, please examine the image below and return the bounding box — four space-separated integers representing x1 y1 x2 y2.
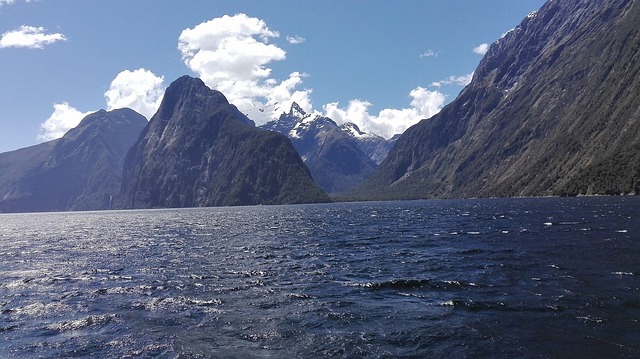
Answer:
0 0 545 153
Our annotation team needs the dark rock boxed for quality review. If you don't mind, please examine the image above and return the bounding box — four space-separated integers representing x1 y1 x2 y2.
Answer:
0 108 147 212
354 0 640 199
119 76 330 208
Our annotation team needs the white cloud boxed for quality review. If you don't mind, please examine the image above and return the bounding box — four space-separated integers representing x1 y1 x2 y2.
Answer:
177 13 313 123
0 25 66 49
104 68 165 119
323 87 446 139
473 43 489 55
0 0 34 6
419 49 439 58
37 68 164 142
37 102 92 141
431 72 474 88
176 14 451 138
286 35 305 45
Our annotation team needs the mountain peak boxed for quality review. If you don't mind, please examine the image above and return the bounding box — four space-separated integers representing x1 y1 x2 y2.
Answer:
288 102 307 119
120 75 330 208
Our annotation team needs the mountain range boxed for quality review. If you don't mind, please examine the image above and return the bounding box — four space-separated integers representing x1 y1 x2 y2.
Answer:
260 103 394 194
0 109 147 212
1 0 639 212
119 76 330 208
351 0 640 200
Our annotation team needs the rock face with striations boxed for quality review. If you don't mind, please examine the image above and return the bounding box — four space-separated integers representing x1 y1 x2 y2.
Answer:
355 0 640 200
260 103 379 194
0 108 147 212
119 76 330 208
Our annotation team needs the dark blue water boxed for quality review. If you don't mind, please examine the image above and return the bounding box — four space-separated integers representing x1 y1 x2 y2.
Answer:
1 197 639 358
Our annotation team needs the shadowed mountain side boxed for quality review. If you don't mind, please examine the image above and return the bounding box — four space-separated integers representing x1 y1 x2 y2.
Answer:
0 108 147 212
351 0 640 200
260 103 380 194
119 76 330 208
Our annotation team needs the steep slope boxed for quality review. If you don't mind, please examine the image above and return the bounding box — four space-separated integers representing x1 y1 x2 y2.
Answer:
119 76 330 208
260 103 379 194
0 108 147 212
356 0 640 200
340 122 397 165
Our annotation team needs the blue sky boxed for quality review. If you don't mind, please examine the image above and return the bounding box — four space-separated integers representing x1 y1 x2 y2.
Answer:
0 0 545 153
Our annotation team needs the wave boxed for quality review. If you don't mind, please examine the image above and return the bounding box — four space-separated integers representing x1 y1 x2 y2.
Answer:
353 278 480 291
46 314 118 332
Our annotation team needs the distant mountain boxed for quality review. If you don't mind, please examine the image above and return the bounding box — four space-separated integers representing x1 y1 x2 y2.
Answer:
354 0 640 200
260 103 379 194
0 108 147 212
339 122 398 165
119 76 330 208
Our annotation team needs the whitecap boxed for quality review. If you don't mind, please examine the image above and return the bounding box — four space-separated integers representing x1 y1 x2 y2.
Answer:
611 272 634 276
616 229 628 233
577 316 604 323
46 314 118 332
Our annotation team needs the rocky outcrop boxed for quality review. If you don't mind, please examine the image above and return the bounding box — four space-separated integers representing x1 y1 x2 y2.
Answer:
355 0 640 199
119 76 330 208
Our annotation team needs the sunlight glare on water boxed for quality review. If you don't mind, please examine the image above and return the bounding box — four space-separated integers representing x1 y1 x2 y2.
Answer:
1 197 639 358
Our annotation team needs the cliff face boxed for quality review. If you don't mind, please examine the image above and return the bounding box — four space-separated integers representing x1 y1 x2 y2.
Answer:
0 108 147 212
356 0 640 200
120 76 330 208
260 103 378 194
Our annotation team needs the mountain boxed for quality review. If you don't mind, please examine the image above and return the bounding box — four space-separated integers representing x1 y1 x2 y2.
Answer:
260 103 379 194
340 122 398 165
119 76 330 208
0 108 147 212
354 0 640 200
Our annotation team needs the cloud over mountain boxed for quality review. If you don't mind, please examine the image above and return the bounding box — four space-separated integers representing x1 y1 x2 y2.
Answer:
176 13 449 138
177 13 310 123
105 68 165 119
38 68 164 142
0 25 66 49
324 87 445 139
38 102 91 141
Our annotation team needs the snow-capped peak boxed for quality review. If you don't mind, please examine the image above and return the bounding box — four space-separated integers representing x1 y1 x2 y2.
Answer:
288 102 307 120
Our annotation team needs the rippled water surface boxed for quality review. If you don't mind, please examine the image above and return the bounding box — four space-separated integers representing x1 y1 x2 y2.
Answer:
1 197 639 358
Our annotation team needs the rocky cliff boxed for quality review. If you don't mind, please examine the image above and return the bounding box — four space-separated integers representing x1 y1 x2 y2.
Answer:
355 0 640 200
120 76 330 208
0 108 147 212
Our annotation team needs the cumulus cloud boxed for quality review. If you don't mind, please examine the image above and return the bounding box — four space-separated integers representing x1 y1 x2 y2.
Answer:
177 13 448 138
37 102 92 141
323 87 446 139
0 25 66 49
104 68 165 119
37 68 164 142
177 13 313 123
286 35 305 45
431 72 474 88
473 43 489 55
